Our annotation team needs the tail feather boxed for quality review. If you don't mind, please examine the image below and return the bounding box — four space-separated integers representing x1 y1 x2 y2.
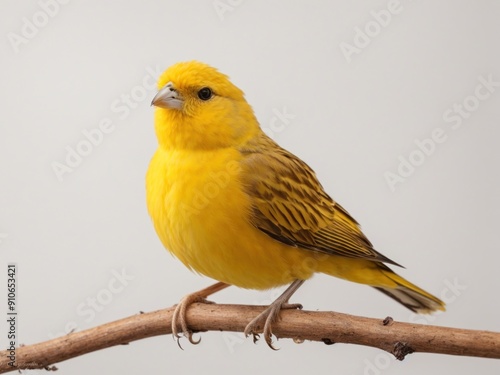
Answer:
374 286 444 313
317 256 446 313
376 266 445 313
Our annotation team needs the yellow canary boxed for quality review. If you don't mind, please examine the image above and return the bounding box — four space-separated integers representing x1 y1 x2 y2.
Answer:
147 61 445 347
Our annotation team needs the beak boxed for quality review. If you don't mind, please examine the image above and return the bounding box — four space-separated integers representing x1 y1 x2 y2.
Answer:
151 82 183 110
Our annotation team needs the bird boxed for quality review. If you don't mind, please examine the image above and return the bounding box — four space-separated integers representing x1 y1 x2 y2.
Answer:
146 61 445 348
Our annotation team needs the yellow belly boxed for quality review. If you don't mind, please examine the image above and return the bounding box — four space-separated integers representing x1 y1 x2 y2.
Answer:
146 147 316 289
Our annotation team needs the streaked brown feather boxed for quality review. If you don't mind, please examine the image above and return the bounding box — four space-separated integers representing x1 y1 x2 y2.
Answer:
239 133 402 267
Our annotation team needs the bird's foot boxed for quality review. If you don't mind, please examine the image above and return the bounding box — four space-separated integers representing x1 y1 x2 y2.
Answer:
244 302 303 349
172 293 215 345
171 282 229 346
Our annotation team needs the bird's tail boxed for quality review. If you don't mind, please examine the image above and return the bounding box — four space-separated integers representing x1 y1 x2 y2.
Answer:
373 266 445 313
317 256 445 313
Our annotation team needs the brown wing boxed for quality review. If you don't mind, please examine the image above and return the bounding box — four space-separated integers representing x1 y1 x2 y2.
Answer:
239 135 401 267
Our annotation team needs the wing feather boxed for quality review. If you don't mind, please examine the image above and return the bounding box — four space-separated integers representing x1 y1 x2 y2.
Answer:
239 135 401 267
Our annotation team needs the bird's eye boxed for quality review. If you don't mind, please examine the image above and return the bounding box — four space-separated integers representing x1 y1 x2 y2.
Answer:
197 87 213 101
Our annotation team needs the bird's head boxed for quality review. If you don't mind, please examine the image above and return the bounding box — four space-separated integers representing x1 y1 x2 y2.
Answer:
151 61 260 150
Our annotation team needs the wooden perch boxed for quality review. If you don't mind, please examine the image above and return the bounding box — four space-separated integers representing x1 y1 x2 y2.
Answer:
1 304 499 373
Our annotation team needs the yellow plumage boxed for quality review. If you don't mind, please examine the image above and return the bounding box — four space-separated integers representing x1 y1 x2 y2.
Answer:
146 61 444 345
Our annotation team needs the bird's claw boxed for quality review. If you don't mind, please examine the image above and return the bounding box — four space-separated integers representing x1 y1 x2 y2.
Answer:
170 282 229 347
172 296 214 346
253 333 259 343
244 301 303 349
283 302 303 310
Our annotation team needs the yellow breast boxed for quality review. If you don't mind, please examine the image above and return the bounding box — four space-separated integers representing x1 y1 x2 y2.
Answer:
146 147 316 289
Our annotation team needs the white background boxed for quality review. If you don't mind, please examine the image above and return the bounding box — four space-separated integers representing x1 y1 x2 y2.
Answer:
1 1 499 374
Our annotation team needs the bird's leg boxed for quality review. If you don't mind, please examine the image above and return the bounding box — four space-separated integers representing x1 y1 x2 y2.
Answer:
244 279 305 349
172 281 230 345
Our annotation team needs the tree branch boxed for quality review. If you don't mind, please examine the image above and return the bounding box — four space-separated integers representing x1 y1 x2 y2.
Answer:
1 304 499 373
